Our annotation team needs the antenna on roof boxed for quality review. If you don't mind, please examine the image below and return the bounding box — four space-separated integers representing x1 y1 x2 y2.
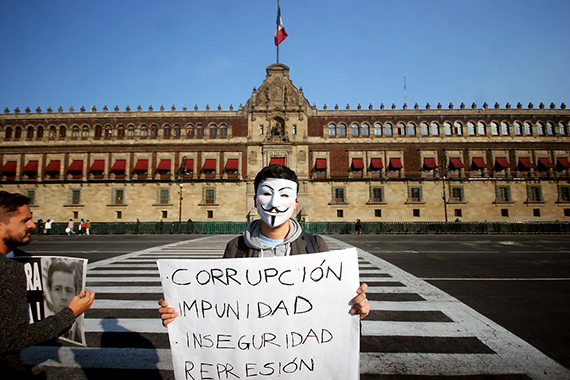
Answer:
403 72 407 104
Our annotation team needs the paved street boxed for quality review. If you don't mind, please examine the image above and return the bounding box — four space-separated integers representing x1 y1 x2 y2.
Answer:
19 234 570 379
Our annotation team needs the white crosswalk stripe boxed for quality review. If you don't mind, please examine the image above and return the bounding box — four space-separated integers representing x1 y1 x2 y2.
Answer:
21 235 570 379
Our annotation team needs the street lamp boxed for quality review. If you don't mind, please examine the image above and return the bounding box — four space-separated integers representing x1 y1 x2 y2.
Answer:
177 156 188 224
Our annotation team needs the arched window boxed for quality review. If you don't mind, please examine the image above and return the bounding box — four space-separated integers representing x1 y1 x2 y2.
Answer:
140 124 149 138
490 122 499 135
328 123 336 136
384 123 393 136
219 124 228 137
501 122 509 135
467 122 476 135
361 123 370 136
71 125 80 138
546 122 554 135
407 123 416 136
514 122 522 135
27 126 34 139
150 124 158 138
338 123 346 136
127 125 135 138
196 124 204 137
536 122 545 135
453 122 462 135
94 125 102 139
444 122 452 135
117 125 126 138
420 122 429 136
104 125 112 138
82 126 89 138
477 122 486 135
210 124 218 137
49 126 57 140
174 124 181 138
397 123 406 136
523 121 532 135
186 124 194 138
4 126 13 140
14 126 22 140
374 123 382 136
430 122 439 136
163 124 172 138
59 125 66 139
558 122 567 135
36 126 44 139
351 123 359 136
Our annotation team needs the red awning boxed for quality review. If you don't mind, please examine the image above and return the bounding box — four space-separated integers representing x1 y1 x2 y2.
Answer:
389 158 403 169
157 159 171 171
89 160 105 171
225 159 239 170
202 159 217 171
472 157 487 169
423 158 437 169
23 161 39 172
537 158 554 168
67 160 83 172
133 159 148 171
1 161 17 172
449 158 464 169
270 157 286 166
495 158 510 169
352 158 364 170
111 159 127 171
184 159 194 171
315 158 327 170
45 160 61 172
557 157 570 168
370 158 383 169
519 157 534 168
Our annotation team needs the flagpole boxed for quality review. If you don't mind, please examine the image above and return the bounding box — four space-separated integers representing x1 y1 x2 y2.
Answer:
276 0 280 63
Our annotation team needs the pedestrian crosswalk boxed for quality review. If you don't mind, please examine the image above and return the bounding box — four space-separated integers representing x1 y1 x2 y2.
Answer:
21 235 570 379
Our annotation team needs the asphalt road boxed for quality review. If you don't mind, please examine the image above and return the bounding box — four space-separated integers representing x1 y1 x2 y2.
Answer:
23 233 570 373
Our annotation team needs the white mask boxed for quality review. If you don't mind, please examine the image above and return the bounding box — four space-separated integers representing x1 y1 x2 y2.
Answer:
256 178 298 227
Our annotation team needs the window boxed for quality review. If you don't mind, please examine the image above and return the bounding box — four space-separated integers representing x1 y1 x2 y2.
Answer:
361 123 370 136
370 187 384 203
116 211 122 219
533 208 541 217
451 186 464 202
26 126 34 139
128 125 135 138
384 123 393 136
162 211 168 219
338 123 346 136
496 185 511 202
209 124 218 137
477 122 486 135
490 122 499 135
430 122 439 136
564 209 570 217
207 210 214 219
397 123 406 136
141 125 149 137
204 188 216 204
196 124 204 137
351 123 359 136
444 122 452 135
375 209 382 217
25 189 36 205
332 187 346 204
374 123 382 136
514 122 522 135
501 209 509 217
413 209 421 217
113 189 124 205
560 186 570 202
71 189 81 205
37 126 44 139
337 210 344 218
536 122 545 135
82 126 89 138
59 126 66 139
420 123 429 136
163 124 172 138
173 124 181 138
527 185 543 202
328 123 337 136
523 122 532 135
408 186 422 202
219 124 228 137
501 122 509 135
455 209 463 217
117 125 126 138
467 122 476 135
72 126 80 138
453 122 462 135
408 123 416 136
159 189 170 204
73 211 79 219
151 124 159 138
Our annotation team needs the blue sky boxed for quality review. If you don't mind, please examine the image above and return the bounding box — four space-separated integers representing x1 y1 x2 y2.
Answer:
1 0 568 112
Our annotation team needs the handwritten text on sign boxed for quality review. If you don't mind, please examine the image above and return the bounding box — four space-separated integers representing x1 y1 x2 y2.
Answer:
158 248 360 380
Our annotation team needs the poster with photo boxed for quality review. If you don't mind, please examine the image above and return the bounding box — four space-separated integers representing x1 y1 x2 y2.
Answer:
14 256 88 346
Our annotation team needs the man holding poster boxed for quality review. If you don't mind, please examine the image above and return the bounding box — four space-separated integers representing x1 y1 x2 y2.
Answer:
159 165 370 379
0 191 95 379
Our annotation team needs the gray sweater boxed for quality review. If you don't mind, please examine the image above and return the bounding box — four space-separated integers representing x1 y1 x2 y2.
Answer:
0 253 76 377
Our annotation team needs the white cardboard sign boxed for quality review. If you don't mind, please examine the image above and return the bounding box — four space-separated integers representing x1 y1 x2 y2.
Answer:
158 248 360 380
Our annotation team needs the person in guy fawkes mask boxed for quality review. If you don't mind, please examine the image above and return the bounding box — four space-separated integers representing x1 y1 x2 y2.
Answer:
159 165 370 325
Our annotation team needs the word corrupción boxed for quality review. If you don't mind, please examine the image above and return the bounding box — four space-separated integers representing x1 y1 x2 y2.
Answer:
168 259 344 288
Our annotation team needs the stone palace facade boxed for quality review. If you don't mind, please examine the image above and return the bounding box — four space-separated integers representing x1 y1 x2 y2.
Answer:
1 64 569 223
